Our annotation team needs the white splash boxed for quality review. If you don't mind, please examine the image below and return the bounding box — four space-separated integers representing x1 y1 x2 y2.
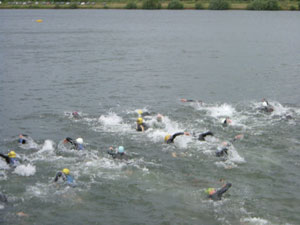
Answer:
13 164 36 176
241 217 270 225
99 112 123 126
40 140 55 152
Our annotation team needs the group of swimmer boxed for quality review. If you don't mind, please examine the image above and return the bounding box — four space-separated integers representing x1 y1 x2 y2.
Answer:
0 98 282 204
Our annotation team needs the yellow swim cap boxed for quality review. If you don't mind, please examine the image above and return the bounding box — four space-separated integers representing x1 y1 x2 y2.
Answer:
8 151 16 158
137 117 143 124
164 134 171 142
137 110 143 115
62 168 70 175
36 19 43 23
205 188 215 195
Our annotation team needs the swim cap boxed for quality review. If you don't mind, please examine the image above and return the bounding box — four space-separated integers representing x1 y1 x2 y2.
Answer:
137 110 143 115
262 101 268 107
76 138 83 144
164 134 171 142
62 168 70 175
8 151 16 158
137 117 143 124
205 188 215 195
118 146 124 153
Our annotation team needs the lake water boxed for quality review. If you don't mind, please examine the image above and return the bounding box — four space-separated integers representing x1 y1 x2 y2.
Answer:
0 9 300 225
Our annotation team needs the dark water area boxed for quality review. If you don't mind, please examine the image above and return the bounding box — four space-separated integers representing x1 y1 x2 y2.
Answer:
0 10 300 224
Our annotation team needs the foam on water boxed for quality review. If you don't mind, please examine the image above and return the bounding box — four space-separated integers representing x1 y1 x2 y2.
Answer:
96 112 132 133
40 140 55 152
99 112 123 126
0 204 4 210
241 217 270 225
13 164 36 176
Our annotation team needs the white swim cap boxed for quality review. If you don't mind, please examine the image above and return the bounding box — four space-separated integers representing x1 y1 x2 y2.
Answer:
262 101 268 107
76 138 83 144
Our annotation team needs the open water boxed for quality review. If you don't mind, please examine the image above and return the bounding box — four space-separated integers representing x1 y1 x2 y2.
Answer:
0 10 300 225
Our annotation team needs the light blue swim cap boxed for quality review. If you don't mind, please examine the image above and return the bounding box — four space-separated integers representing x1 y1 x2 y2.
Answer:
118 146 124 153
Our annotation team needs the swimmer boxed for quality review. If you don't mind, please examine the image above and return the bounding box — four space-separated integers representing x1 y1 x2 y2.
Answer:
54 168 74 186
0 151 19 167
18 134 28 144
261 98 274 113
137 109 153 117
215 134 243 157
164 132 190 144
63 137 84 150
180 98 202 103
136 117 148 132
222 117 232 127
107 146 129 160
72 111 81 119
205 183 232 201
156 114 163 122
195 131 214 141
0 192 7 203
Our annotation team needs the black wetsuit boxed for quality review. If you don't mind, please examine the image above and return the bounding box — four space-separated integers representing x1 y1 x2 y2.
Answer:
209 183 232 201
136 123 148 132
19 134 28 144
65 137 81 150
0 153 10 164
216 147 228 157
198 131 214 141
0 193 7 203
166 132 185 144
0 153 18 166
107 150 129 160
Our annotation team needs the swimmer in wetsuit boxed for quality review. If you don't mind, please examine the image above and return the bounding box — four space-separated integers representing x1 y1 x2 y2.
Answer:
72 111 81 119
215 134 243 157
63 137 84 150
107 146 129 160
164 132 190 144
18 134 28 144
261 98 274 113
0 151 19 167
205 183 232 201
180 99 203 103
222 117 232 127
0 192 7 203
136 117 148 132
54 168 74 185
196 131 214 141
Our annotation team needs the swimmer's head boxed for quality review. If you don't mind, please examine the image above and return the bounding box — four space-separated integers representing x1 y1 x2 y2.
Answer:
118 146 124 153
222 141 230 147
62 168 70 175
205 188 216 195
156 114 163 122
137 110 143 115
164 134 171 142
137 117 143 125
8 151 16 158
76 138 83 144
72 111 79 115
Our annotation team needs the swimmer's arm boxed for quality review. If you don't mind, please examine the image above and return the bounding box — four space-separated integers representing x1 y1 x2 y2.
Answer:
216 183 232 198
171 132 190 142
0 153 10 164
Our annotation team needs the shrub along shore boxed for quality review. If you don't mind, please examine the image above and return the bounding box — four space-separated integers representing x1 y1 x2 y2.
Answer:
0 0 299 10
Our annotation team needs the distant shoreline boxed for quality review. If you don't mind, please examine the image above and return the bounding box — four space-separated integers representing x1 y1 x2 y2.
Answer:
0 1 298 10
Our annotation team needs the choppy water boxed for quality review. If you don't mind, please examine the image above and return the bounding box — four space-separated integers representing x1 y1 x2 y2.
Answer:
1 10 300 225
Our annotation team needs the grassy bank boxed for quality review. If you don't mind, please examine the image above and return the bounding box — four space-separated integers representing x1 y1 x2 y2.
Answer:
0 0 299 10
